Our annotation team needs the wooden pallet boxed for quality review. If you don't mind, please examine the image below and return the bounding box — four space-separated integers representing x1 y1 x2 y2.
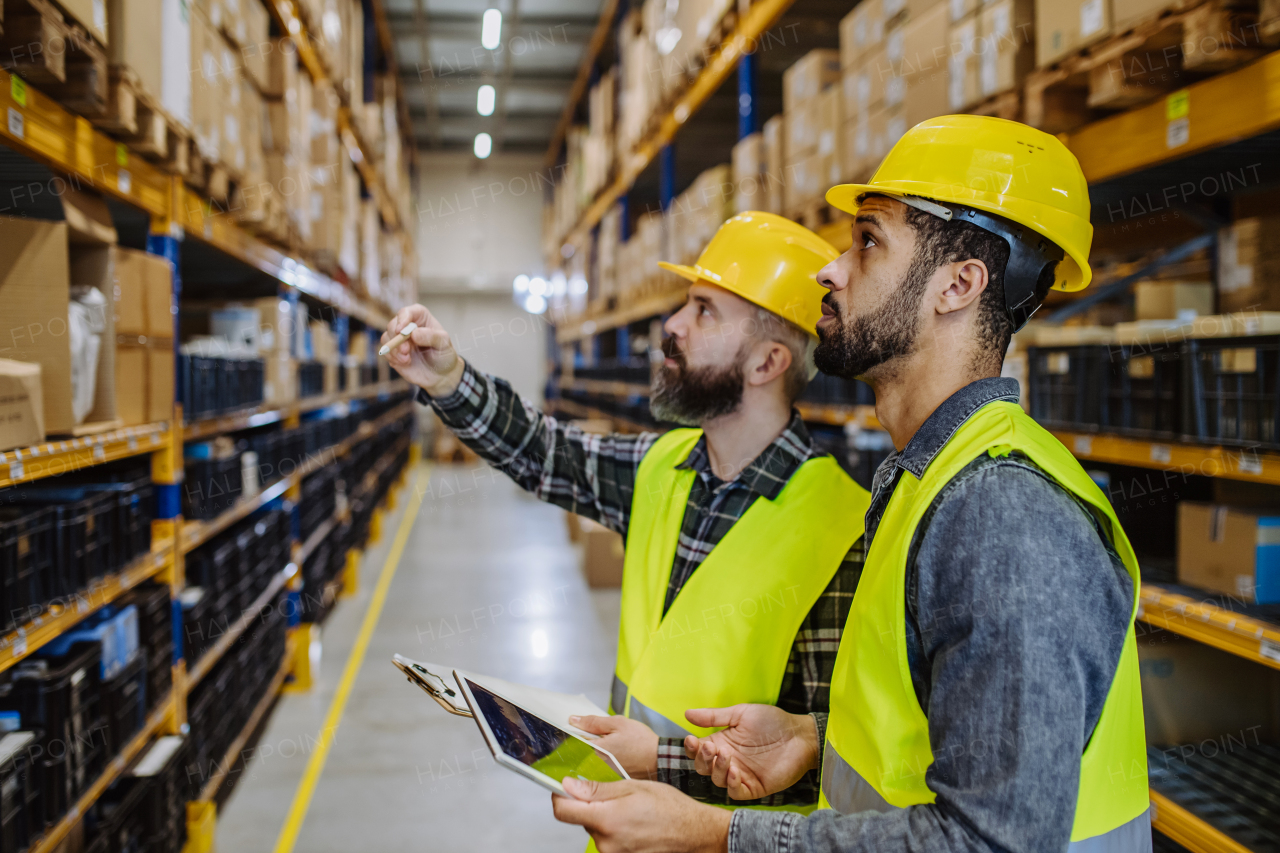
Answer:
0 0 107 116
1024 0 1266 133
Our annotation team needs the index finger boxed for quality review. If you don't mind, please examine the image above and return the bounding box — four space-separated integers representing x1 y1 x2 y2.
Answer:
387 304 428 336
551 792 597 828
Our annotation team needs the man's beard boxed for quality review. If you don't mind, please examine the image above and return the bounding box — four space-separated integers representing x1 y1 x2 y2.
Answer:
813 261 933 380
649 336 745 426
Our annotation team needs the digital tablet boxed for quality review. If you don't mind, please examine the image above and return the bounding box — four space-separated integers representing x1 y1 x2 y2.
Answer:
453 670 630 797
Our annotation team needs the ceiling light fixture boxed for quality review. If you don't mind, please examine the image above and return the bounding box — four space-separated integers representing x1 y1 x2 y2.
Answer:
477 84 495 116
474 132 493 159
481 8 502 49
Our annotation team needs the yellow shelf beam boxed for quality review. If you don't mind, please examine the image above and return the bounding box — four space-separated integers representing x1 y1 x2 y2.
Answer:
28 694 177 853
1150 790 1257 853
796 402 881 430
0 422 170 488
1066 50 1280 185
1139 583 1280 672
557 0 798 250
187 566 296 688
551 398 650 434
0 547 173 675
559 378 650 397
1050 429 1280 486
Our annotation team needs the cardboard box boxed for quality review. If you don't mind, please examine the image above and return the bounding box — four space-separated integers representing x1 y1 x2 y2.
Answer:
61 0 109 46
113 248 173 339
114 346 147 426
108 0 161 97
815 86 841 159
950 0 979 21
897 4 952 125
1178 502 1280 603
1139 630 1280 748
161 0 192 124
979 0 1035 97
1134 280 1214 320
265 353 298 404
763 115 786 215
949 16 981 111
732 133 765 213
0 360 44 451
1036 0 1110 67
148 347 174 422
190 5 223 160
1218 216 1280 313
580 518 624 588
841 0 889 68
783 49 842 112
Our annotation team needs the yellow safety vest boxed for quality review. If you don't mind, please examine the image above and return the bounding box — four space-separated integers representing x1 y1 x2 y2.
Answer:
818 401 1150 850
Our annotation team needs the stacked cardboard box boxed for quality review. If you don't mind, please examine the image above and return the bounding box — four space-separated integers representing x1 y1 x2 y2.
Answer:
732 133 765 214
617 14 659 158
1036 0 1169 66
595 205 623 306
584 70 617 201
112 249 176 426
782 50 842 212
666 165 734 265
1218 216 1280 312
763 115 786 215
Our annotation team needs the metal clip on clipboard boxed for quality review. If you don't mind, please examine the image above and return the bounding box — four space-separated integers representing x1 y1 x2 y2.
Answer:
392 654 474 717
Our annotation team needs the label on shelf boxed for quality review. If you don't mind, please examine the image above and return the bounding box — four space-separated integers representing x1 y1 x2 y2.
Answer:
12 636 26 657
1166 118 1189 149
1239 453 1263 476
1073 436 1092 455
118 169 131 194
6 461 22 480
1261 638 1280 664
9 76 26 107
7 108 23 140
1149 444 1172 464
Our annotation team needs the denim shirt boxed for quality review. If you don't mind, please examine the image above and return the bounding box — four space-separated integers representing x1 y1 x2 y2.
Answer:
729 378 1136 853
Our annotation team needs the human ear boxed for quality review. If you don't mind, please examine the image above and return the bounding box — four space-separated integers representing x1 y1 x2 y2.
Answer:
936 260 989 315
747 341 793 387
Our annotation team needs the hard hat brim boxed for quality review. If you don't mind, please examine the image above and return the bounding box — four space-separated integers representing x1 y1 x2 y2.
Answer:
825 183 1091 293
657 261 721 284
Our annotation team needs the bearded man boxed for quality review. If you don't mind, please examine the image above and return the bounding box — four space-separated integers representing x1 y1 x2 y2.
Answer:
383 213 871 827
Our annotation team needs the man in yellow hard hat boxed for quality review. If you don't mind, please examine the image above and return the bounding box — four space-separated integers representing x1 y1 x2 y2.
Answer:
551 116 1150 853
383 212 871 824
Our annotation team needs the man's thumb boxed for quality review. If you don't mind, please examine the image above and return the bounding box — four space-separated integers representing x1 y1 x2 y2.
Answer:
570 714 619 735
562 777 632 801
685 706 738 729
410 326 451 352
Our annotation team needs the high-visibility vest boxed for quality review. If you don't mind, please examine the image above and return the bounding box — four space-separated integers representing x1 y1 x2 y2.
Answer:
818 401 1150 851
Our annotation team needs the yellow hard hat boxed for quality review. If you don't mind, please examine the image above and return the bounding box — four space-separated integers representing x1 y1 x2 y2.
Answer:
658 211 837 337
826 115 1093 294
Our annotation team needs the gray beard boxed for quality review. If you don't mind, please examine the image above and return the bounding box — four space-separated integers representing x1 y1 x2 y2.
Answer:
649 360 745 426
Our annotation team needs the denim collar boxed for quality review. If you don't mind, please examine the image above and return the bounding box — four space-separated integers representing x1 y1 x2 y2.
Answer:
675 409 818 500
895 377 1021 480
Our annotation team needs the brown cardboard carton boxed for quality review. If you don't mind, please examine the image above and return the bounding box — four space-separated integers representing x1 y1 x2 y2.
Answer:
580 518 624 588
113 248 174 339
265 353 298 404
1037 0 1110 67
190 5 223 161
786 98 819 159
815 86 842 160
0 218 73 433
1218 216 1280 313
899 3 952 125
950 0 979 21
1178 502 1280 603
147 347 174 422
1113 0 1175 32
108 0 161 96
783 49 842 112
1139 631 1280 748
732 133 765 213
763 115 786 215
1134 280 1214 320
114 346 147 425
979 0 1035 97
949 16 981 111
61 0 109 45
0 360 44 450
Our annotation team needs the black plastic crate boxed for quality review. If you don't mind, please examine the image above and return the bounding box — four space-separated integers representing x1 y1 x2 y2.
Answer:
0 644 107 826
1147 742 1280 851
179 588 214 667
0 731 42 853
298 362 324 399
182 455 243 521
128 736 189 853
1099 341 1184 440
1184 335 1280 450
0 487 118 596
0 506 58 634
1027 345 1109 432
119 586 173 713
102 652 147 756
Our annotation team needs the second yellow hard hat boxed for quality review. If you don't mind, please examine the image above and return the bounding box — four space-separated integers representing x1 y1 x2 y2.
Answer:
658 211 837 337
825 115 1094 292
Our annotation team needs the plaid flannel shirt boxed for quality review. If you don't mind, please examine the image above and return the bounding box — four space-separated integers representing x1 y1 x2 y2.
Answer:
419 362 865 807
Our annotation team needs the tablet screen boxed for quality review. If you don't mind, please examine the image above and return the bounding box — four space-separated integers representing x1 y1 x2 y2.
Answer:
465 679 626 784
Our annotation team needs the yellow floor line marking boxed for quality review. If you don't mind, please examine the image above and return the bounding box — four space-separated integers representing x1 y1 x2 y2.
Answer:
271 463 430 853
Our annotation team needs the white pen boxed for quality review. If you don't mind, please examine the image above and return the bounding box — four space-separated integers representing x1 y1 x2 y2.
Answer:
379 321 419 357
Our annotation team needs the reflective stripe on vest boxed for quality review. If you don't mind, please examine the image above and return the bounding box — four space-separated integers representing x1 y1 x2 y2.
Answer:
818 744 1152 852
819 401 1149 845
613 428 869 743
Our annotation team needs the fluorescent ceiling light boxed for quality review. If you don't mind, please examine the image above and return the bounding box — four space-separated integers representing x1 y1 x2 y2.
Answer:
482 8 502 49
474 132 493 159
477 84 495 116
513 274 529 293
524 293 547 314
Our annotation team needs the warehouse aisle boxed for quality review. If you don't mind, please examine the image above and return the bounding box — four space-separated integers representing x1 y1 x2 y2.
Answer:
216 461 623 852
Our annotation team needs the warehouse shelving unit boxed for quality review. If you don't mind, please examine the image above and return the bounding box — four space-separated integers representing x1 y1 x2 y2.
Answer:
0 0 420 839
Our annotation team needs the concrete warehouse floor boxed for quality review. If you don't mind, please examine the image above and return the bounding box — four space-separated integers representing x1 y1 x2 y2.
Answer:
217 460 623 852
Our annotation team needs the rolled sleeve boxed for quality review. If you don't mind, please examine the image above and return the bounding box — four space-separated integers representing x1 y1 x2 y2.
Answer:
729 809 804 853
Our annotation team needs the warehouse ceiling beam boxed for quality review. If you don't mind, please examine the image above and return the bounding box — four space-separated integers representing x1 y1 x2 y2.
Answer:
543 0 621 169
